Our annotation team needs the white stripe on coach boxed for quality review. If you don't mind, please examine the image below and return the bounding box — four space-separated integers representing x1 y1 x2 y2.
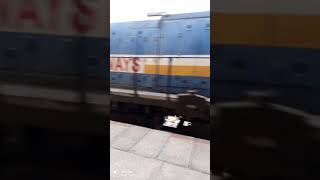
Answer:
110 54 210 58
110 55 211 66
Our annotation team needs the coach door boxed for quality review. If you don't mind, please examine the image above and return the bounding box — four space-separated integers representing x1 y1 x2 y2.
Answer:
131 23 160 91
158 19 184 95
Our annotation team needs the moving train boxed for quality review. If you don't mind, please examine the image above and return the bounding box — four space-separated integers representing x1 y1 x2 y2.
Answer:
0 1 210 123
213 0 320 114
0 0 108 133
0 0 108 88
0 1 211 124
212 0 320 178
110 11 210 98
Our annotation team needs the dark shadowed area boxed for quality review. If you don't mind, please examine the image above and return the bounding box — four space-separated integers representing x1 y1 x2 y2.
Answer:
0 0 109 179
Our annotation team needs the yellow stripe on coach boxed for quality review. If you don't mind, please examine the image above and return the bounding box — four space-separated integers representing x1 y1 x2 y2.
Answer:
144 65 210 77
213 13 320 49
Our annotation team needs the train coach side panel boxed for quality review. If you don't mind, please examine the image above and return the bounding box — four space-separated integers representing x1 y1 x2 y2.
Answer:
0 0 108 82
212 1 320 113
110 56 210 96
110 12 210 97
158 14 210 96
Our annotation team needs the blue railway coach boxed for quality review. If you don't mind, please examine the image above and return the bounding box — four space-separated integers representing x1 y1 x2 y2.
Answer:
213 0 320 114
110 11 210 98
0 0 108 87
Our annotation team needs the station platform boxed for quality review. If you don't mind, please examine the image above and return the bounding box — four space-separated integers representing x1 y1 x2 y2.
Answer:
110 120 210 180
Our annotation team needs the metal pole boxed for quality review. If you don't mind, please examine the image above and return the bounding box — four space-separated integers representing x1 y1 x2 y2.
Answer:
155 16 164 90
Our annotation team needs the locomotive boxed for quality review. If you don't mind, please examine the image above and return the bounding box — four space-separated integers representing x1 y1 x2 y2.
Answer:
110 11 210 98
110 11 211 123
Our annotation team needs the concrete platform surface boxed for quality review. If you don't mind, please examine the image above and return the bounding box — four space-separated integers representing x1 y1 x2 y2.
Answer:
110 120 210 180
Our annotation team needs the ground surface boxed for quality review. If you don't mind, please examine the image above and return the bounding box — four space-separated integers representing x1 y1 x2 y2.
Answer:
110 120 210 180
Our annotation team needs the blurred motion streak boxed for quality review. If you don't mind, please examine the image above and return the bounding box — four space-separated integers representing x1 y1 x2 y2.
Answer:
212 0 320 179
0 0 108 179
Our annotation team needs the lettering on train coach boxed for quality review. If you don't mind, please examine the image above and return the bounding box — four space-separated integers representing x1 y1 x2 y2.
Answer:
72 0 96 34
0 0 102 35
110 57 143 73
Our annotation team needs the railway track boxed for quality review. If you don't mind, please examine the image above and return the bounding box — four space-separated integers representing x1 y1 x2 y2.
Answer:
111 108 210 140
